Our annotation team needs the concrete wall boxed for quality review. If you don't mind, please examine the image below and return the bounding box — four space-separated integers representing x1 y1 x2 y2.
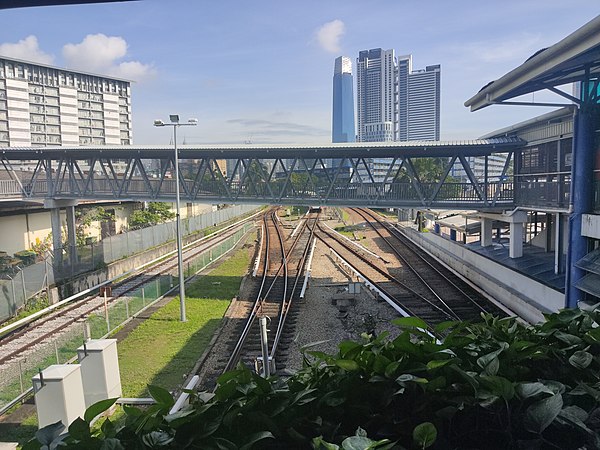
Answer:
0 209 64 255
402 227 565 324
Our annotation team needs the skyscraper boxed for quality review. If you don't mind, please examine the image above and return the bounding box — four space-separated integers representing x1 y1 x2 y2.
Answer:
356 48 398 142
355 49 440 181
332 56 355 143
356 49 441 143
407 64 440 140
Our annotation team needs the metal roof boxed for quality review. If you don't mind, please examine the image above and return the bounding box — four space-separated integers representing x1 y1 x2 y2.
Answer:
0 137 524 160
465 15 600 111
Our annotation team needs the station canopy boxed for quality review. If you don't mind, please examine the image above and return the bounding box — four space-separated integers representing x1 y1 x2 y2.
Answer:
465 15 600 111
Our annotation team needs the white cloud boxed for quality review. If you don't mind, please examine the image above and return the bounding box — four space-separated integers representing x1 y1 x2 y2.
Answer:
0 36 54 65
316 19 345 53
62 34 155 81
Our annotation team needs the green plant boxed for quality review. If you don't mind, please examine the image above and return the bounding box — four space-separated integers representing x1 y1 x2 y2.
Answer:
26 307 600 449
129 202 176 230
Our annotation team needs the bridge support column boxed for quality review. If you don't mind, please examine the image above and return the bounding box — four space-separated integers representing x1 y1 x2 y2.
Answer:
480 218 493 247
66 205 77 269
44 199 79 281
49 207 63 269
566 105 598 308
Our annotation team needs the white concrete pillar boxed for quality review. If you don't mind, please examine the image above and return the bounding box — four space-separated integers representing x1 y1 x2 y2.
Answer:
481 218 493 247
509 222 524 258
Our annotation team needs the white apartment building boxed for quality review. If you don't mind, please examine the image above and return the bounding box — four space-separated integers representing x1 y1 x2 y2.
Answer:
0 56 132 148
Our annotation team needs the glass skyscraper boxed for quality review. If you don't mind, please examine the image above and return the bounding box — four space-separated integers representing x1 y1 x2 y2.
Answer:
332 56 355 143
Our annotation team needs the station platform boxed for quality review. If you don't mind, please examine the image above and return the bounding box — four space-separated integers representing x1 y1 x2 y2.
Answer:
465 239 565 292
397 221 565 323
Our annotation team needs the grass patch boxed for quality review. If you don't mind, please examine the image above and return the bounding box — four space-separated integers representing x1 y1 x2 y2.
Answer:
117 238 253 397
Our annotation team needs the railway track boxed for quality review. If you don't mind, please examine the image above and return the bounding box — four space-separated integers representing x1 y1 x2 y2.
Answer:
0 221 252 367
353 208 506 320
222 209 319 376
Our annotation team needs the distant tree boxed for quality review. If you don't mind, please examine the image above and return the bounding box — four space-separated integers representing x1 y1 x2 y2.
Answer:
129 202 175 229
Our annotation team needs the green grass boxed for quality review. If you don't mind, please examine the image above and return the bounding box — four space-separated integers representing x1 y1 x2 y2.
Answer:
117 238 253 397
0 234 254 446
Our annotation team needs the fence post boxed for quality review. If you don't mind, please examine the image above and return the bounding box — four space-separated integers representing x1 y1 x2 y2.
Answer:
142 286 145 307
104 289 110 333
54 340 59 363
18 360 24 394
20 269 27 304
125 296 130 319
10 277 16 313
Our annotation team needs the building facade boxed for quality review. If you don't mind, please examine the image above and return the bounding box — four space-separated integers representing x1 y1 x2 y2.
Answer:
332 56 355 144
356 48 398 143
407 64 440 140
0 56 132 148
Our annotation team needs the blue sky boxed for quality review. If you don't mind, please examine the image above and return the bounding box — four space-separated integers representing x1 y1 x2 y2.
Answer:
0 1 598 145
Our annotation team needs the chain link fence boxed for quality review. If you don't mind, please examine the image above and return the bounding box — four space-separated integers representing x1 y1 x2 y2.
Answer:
0 205 259 323
0 222 253 413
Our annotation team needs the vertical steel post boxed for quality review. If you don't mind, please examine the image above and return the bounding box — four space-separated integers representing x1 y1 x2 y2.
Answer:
259 317 270 378
566 104 598 307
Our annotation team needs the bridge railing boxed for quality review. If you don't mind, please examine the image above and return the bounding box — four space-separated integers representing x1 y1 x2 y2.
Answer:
515 178 571 209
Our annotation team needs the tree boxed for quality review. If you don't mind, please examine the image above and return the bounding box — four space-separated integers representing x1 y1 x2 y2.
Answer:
129 202 176 230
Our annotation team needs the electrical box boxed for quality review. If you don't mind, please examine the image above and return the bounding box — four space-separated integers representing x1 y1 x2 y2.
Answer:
77 339 122 408
32 364 86 429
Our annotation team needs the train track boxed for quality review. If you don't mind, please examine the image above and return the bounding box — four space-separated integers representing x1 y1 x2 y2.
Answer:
222 209 319 376
316 208 505 329
0 221 252 366
351 208 504 322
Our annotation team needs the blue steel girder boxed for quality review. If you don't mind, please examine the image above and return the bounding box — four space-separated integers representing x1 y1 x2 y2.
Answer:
0 139 523 209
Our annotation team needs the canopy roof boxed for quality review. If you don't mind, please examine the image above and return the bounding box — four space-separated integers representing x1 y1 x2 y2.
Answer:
465 15 600 111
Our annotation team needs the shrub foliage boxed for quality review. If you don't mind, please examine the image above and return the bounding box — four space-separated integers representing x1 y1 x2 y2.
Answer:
26 307 600 449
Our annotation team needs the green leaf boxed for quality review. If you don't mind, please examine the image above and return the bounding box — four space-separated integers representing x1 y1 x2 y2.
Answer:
525 394 563 433
238 431 275 450
392 316 428 330
100 438 125 450
122 405 143 417
339 340 362 358
569 350 593 369
476 342 508 370
554 331 582 345
68 417 91 441
342 436 375 450
486 372 517 395
335 359 359 371
148 384 175 407
34 421 65 445
434 320 460 333
312 436 340 450
426 359 453 370
142 430 174 447
84 397 118 424
413 422 437 449
483 357 499 376
516 382 554 399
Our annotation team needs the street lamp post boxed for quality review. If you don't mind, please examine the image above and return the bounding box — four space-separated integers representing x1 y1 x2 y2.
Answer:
154 115 198 322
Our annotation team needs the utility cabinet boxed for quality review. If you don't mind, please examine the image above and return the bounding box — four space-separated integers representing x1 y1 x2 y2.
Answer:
32 364 86 429
77 339 122 408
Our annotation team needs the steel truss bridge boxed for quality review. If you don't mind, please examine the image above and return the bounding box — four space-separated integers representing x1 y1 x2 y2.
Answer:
0 138 523 209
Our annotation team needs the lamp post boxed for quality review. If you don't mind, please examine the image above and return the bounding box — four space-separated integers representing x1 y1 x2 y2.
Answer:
154 115 198 322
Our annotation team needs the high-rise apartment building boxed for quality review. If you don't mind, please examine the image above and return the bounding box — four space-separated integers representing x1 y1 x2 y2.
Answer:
407 64 440 140
356 49 441 143
355 49 440 181
356 48 398 142
0 56 132 148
